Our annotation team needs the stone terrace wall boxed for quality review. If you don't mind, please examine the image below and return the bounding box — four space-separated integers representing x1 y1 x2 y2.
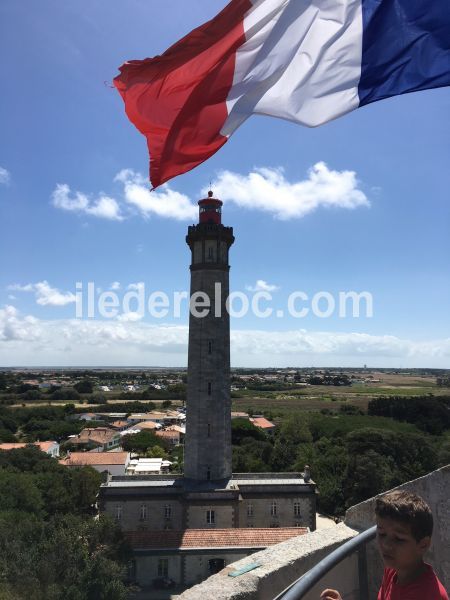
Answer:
345 464 450 599
178 466 449 600
178 524 360 600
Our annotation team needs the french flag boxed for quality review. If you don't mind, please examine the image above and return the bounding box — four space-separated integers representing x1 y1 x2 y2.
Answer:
114 0 450 189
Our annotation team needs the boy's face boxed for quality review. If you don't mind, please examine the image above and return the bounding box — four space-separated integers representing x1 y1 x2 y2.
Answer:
376 516 430 572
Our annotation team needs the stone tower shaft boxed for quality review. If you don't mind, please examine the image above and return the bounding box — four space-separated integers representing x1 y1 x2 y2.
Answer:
184 193 234 481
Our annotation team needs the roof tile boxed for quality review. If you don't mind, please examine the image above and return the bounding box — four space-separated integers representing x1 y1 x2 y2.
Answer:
126 528 307 549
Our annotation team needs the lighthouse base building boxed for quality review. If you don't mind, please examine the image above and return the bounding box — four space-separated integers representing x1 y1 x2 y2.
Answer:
99 193 316 590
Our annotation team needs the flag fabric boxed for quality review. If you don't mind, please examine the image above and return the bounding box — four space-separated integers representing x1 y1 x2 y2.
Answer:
114 0 450 189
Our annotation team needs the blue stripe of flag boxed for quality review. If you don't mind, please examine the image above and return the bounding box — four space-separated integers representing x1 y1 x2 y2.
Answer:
359 0 450 106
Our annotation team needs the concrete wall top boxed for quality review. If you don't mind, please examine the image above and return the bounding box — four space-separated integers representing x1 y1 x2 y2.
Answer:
177 466 449 600
177 524 358 600
345 464 450 597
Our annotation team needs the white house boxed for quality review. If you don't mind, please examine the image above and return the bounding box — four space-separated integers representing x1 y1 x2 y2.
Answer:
60 451 131 476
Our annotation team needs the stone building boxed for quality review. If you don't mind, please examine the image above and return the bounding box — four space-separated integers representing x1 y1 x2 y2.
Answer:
99 193 316 590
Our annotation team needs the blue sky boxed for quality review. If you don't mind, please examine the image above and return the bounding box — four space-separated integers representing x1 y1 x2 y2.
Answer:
0 0 449 367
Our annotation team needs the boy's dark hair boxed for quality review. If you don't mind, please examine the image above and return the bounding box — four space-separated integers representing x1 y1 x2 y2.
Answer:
375 490 433 541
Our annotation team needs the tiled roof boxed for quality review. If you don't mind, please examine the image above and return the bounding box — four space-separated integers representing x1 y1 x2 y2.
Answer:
165 425 185 433
126 528 307 550
250 417 275 429
111 420 129 427
60 451 129 466
73 428 119 445
36 441 58 451
156 430 179 438
135 421 159 429
0 441 57 452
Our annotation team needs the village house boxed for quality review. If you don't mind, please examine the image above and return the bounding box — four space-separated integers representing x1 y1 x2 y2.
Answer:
0 441 60 457
60 451 130 476
109 420 130 431
126 457 172 476
125 528 308 587
249 416 276 434
155 429 181 446
68 427 121 452
231 412 250 419
134 421 161 432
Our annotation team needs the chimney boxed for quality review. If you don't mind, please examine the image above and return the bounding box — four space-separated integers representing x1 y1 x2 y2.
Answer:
304 465 311 482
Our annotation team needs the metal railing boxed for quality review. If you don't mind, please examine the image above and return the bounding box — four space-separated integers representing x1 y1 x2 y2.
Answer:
274 525 377 600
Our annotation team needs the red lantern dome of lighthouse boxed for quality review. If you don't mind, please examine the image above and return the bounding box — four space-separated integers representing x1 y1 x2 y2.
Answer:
198 190 222 225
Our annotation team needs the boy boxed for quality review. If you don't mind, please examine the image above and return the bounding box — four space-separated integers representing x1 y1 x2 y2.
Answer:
321 490 448 600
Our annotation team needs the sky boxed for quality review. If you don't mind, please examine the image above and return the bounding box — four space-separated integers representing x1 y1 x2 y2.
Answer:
0 0 449 368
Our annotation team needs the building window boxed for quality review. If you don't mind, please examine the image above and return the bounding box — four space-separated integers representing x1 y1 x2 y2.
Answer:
115 505 122 521
270 523 280 528
208 382 212 395
207 424 211 437
208 247 213 259
294 501 301 517
164 504 172 519
247 503 254 517
206 467 211 481
270 501 277 517
208 340 212 354
140 504 147 520
206 510 215 524
158 558 169 577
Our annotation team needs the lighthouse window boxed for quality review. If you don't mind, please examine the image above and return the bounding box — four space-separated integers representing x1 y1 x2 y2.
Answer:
208 382 212 395
207 424 211 437
208 340 212 354
208 247 213 259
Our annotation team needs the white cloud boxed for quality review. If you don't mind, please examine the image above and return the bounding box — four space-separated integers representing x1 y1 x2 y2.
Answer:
51 183 123 221
110 281 121 291
0 306 41 342
1 308 450 368
115 169 197 221
0 167 11 185
51 162 369 224
246 280 280 292
8 281 76 306
211 162 369 220
117 311 143 322
127 282 145 291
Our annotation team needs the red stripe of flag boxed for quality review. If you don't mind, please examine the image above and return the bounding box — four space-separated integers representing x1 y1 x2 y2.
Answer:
114 0 252 189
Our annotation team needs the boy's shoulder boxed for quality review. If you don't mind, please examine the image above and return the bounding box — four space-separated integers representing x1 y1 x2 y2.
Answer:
378 566 448 600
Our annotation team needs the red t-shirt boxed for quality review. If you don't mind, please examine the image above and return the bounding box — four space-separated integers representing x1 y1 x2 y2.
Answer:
378 565 448 600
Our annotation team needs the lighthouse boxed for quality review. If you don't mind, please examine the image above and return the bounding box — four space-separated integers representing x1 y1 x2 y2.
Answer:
184 191 235 481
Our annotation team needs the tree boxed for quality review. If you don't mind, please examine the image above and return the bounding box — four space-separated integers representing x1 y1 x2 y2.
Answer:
145 445 168 459
121 431 161 454
270 413 312 472
231 418 265 444
0 447 131 599
74 380 94 394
